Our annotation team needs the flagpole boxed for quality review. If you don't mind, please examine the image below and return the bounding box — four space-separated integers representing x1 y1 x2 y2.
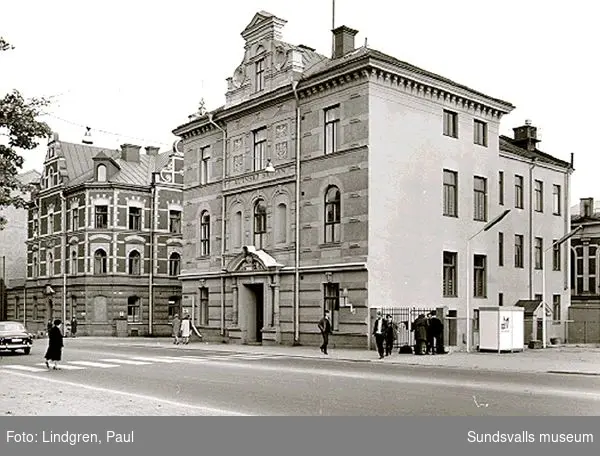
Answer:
331 0 336 58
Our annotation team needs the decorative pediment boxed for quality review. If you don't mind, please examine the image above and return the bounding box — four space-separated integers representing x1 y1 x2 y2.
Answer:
89 234 112 242
68 236 79 245
124 235 145 244
226 245 283 272
241 11 286 41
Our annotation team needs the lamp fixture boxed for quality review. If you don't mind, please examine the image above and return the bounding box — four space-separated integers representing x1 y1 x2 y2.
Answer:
264 158 275 173
82 126 93 145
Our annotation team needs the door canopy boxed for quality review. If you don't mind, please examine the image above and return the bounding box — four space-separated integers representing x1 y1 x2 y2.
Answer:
226 246 283 272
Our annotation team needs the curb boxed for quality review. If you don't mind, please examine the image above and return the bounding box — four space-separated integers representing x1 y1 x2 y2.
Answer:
547 370 600 377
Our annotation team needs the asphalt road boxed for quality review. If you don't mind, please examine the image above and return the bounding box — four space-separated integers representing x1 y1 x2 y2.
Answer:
2 342 600 416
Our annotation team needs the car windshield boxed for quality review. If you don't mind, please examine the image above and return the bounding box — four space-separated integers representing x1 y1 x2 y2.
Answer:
0 322 26 332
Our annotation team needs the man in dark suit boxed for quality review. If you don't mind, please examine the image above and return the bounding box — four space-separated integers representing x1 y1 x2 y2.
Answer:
372 311 388 359
428 310 444 354
318 310 332 355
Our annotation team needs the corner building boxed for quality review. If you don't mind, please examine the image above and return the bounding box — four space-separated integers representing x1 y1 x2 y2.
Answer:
9 134 183 336
173 11 572 349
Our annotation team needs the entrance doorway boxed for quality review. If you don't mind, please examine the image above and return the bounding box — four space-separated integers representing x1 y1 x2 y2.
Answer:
243 283 264 343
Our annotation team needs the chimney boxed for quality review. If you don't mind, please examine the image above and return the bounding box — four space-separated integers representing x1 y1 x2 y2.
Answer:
512 120 540 152
332 25 358 59
145 146 160 156
120 144 141 162
581 198 594 217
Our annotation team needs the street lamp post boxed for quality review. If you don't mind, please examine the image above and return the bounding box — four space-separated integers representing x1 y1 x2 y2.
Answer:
466 209 511 353
542 225 582 349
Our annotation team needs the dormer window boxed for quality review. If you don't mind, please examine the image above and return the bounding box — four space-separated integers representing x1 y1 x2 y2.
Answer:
97 164 107 182
255 58 265 92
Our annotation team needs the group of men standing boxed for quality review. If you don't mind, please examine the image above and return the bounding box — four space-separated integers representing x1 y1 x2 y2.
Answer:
411 311 444 355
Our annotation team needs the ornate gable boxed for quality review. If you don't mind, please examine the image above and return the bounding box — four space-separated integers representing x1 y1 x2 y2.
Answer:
226 245 283 273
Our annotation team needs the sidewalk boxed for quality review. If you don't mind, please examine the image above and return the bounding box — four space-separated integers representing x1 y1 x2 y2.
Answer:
72 337 600 376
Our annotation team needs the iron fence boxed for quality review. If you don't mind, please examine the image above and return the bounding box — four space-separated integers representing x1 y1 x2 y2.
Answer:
377 307 437 349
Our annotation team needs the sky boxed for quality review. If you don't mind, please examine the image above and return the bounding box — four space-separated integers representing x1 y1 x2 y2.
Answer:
2 0 598 206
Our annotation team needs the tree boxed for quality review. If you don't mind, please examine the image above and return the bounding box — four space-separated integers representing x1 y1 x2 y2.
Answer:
0 37 51 229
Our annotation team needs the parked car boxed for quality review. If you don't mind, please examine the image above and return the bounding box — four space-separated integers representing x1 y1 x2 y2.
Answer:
0 321 33 355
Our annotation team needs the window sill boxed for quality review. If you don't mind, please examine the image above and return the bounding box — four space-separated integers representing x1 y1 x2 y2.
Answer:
442 134 458 139
443 295 458 298
443 214 458 218
319 243 342 249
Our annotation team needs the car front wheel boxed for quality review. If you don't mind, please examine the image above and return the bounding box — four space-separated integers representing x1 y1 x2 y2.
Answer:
23 347 31 355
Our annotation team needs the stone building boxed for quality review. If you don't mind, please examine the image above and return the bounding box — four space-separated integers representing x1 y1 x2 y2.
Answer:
5 133 183 336
172 11 572 349
0 170 40 320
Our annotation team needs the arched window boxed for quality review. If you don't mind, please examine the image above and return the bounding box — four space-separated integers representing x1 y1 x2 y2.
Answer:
324 186 341 243
169 252 181 277
94 249 107 275
47 252 54 276
128 250 141 275
97 164 107 182
275 203 287 244
200 211 210 256
233 210 242 250
253 200 267 249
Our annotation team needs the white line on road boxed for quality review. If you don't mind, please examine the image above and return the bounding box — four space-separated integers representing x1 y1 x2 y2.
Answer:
0 370 255 416
129 356 182 363
189 360 600 402
36 363 86 370
3 365 47 372
99 358 153 365
67 361 120 368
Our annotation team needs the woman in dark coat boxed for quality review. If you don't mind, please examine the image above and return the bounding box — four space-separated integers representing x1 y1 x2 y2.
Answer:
45 319 64 370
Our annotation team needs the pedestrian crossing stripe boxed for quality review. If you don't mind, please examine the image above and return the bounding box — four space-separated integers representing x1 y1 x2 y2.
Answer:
3 365 47 372
99 358 153 365
67 361 120 368
35 363 86 370
129 356 182 363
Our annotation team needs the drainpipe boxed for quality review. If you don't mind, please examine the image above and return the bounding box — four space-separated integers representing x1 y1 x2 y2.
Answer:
61 192 67 329
291 81 301 345
528 158 536 299
564 155 573 291
208 113 227 337
149 172 158 336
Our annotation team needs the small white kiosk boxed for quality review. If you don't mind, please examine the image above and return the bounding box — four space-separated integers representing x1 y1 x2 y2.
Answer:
478 306 525 353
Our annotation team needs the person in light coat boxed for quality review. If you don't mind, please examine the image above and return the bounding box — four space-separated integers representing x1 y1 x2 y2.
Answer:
180 314 191 345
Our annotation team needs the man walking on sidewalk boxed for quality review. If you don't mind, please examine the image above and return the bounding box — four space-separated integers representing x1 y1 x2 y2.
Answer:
372 311 388 359
318 310 332 355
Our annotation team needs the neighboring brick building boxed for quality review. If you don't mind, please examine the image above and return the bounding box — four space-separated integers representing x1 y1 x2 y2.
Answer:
172 11 572 349
0 170 40 320
5 133 183 336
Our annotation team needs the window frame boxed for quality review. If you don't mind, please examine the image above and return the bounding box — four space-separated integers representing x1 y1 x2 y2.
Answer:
253 200 267 249
473 176 488 222
534 237 543 269
473 119 488 146
443 110 458 138
255 58 265 92
128 206 141 231
128 250 141 275
324 185 341 244
515 175 524 209
95 205 108 229
443 251 458 297
443 169 458 217
534 180 544 213
200 211 210 256
515 234 524 268
552 184 562 215
324 105 340 155
94 249 108 275
253 127 267 171
473 254 487 298
169 210 181 234
169 252 181 277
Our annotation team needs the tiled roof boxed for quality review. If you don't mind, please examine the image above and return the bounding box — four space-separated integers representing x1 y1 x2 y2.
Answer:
57 141 172 188
499 136 570 168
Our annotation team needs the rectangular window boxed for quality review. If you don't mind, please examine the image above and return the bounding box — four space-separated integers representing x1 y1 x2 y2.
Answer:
553 240 561 271
128 207 141 230
498 171 504 206
95 205 108 229
199 287 209 326
474 119 488 146
552 295 561 321
515 175 524 209
515 234 524 268
169 210 181 234
255 58 264 91
535 237 543 269
443 110 458 138
443 170 458 217
253 127 267 171
443 251 457 297
48 213 54 234
534 180 544 212
553 184 561 215
324 105 340 155
473 254 487 298
168 297 180 318
199 146 210 185
498 232 504 267
473 176 487 221
473 309 480 331
324 283 340 331
498 292 504 307
127 297 141 323
72 208 79 231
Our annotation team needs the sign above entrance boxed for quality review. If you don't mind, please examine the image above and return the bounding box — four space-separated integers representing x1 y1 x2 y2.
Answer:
225 245 284 273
